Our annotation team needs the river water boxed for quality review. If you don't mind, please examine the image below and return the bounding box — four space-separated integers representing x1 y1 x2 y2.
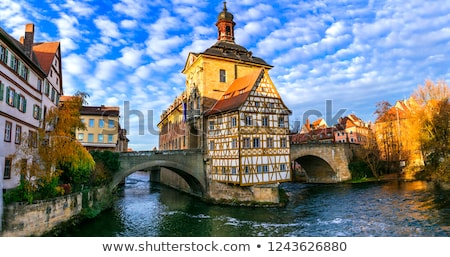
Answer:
60 171 449 237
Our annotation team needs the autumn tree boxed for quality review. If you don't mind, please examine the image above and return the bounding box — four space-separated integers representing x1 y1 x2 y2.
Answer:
8 92 95 203
374 100 401 174
411 80 450 182
360 127 381 178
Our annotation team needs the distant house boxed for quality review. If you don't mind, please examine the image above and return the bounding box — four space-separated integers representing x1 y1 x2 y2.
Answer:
374 98 423 176
291 114 371 145
59 98 129 153
334 114 371 144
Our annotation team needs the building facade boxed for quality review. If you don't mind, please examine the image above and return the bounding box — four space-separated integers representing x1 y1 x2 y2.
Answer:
158 3 292 187
1 24 63 191
75 105 129 152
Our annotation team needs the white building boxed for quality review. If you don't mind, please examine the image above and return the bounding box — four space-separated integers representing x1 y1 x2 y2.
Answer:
0 23 63 193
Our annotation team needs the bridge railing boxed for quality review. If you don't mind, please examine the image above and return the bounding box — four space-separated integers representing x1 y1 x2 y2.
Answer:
119 149 202 157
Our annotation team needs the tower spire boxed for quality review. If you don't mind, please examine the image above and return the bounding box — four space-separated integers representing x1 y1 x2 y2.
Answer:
216 1 235 42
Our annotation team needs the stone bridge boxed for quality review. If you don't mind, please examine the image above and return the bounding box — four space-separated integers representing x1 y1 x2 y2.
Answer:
113 144 358 198
113 149 206 197
290 143 356 183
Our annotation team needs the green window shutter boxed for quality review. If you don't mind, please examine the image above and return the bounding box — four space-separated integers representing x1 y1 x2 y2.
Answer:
0 82 4 101
23 97 27 113
4 48 9 64
14 92 19 108
6 86 10 103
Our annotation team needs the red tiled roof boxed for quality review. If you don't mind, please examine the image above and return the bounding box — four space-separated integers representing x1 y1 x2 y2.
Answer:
33 42 60 74
205 69 263 116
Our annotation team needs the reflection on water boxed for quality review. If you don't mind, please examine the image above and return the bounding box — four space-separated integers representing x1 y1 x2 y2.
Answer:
61 172 450 237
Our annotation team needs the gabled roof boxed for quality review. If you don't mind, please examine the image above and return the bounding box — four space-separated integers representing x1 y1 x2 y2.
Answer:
33 42 60 74
205 69 263 116
0 26 44 75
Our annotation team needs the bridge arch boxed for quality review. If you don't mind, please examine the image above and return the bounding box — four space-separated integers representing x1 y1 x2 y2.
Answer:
290 144 353 183
293 155 338 183
113 150 207 197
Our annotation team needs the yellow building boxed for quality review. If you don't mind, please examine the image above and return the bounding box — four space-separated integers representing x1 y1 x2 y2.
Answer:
75 105 129 152
158 2 292 186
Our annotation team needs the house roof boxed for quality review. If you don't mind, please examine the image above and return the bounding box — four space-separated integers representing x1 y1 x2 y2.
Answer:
202 41 272 68
33 42 60 74
80 106 120 116
205 68 263 116
0 26 44 75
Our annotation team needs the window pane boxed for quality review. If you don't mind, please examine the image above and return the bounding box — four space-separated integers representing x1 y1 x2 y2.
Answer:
88 133 94 142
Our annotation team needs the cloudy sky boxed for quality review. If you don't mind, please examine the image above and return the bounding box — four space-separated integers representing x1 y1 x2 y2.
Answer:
1 0 449 150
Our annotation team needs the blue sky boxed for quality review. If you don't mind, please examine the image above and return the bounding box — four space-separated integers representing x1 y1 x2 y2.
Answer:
1 0 449 150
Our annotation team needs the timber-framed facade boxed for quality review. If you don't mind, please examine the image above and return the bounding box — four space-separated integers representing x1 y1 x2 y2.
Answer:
158 2 292 189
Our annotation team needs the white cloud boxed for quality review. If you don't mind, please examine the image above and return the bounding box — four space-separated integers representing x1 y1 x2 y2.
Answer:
94 16 121 40
5 0 450 150
62 0 95 17
113 0 152 19
120 19 138 29
118 47 144 68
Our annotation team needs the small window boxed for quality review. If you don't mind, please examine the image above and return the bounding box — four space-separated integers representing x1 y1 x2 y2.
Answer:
278 116 285 128
243 138 251 148
219 69 226 82
15 125 21 144
3 158 12 179
281 138 287 148
6 87 15 106
108 120 114 128
4 121 12 142
280 163 286 171
89 119 95 127
262 116 269 127
209 141 214 150
44 81 50 96
231 138 237 148
98 134 104 143
267 137 273 148
209 121 215 130
88 133 94 142
253 137 260 148
108 134 114 143
99 119 104 128
245 115 252 126
78 133 84 141
231 117 237 127
231 167 237 174
37 79 42 92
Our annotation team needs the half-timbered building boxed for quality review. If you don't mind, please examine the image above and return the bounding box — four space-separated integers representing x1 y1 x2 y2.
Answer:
158 2 292 189
205 68 291 185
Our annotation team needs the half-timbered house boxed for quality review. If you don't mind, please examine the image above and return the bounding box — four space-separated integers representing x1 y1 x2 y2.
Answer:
205 68 291 185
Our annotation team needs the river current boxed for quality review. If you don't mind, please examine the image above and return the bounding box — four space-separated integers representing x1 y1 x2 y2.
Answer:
60 171 449 237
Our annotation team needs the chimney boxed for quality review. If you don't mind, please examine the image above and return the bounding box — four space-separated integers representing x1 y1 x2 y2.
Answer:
23 24 35 58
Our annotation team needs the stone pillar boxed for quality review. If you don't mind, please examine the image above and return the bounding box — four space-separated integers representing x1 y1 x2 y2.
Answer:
149 166 161 183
